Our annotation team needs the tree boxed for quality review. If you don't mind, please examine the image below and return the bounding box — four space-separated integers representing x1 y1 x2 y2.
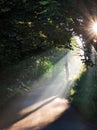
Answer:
0 0 97 67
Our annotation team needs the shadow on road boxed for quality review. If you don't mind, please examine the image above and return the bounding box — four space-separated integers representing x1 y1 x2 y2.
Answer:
16 105 86 130
1 96 57 130
41 106 85 130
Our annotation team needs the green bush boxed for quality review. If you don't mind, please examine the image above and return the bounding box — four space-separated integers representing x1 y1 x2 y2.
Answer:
72 68 97 121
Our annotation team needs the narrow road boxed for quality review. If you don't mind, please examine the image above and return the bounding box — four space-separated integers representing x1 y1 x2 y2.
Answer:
0 47 86 130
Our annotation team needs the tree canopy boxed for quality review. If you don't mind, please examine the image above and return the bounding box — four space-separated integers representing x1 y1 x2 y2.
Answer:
0 0 97 67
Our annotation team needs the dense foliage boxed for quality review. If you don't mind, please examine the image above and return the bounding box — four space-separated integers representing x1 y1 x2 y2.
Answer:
1 0 97 67
0 0 72 67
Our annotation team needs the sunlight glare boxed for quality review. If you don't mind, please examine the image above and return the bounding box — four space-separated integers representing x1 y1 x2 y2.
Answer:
84 17 97 41
92 22 97 34
87 19 97 39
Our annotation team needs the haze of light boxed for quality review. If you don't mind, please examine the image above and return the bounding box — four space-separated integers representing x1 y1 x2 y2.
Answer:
6 38 84 130
92 22 97 34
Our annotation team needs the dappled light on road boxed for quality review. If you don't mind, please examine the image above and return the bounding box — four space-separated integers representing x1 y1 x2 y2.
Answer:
7 97 69 130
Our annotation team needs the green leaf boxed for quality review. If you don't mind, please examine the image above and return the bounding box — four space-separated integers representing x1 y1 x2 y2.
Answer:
66 18 73 23
39 9 48 14
39 1 49 6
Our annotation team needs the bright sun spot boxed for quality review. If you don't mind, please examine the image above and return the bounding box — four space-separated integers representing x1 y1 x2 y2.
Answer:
92 22 97 34
87 20 97 40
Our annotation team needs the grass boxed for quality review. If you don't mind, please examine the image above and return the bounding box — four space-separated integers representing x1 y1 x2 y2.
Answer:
71 65 97 121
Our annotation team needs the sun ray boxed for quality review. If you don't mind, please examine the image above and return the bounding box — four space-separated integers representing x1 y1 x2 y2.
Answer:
86 17 97 41
92 22 97 34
